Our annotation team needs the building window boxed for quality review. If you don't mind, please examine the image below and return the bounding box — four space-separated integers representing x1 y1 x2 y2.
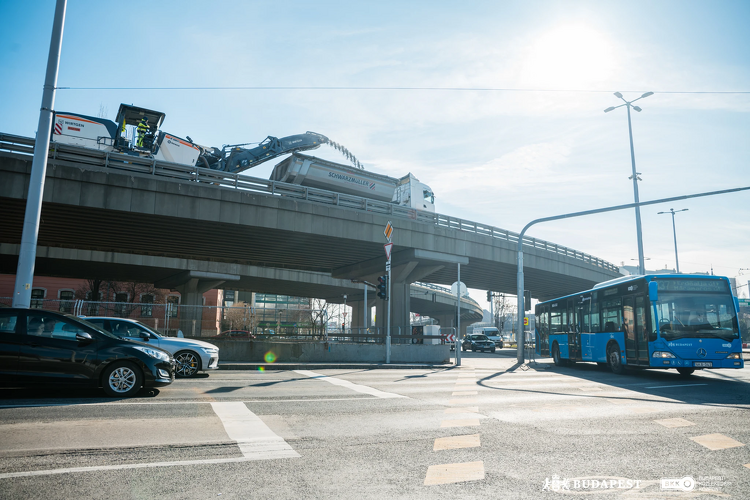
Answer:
114 292 128 317
59 290 74 313
31 289 45 309
167 296 179 317
140 294 154 318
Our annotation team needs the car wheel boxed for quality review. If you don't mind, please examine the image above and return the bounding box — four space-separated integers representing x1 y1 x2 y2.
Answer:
102 361 142 397
175 350 202 378
472 347 476 352
498 341 503 349
607 343 625 374
462 346 466 352
491 347 496 353
677 368 695 377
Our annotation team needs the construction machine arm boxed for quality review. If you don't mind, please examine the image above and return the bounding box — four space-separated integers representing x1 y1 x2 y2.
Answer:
202 132 329 173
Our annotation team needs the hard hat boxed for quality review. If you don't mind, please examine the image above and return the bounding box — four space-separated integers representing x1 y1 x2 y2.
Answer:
141 116 148 121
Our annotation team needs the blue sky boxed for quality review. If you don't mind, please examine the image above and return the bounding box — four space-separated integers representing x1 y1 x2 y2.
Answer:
2 0 749 303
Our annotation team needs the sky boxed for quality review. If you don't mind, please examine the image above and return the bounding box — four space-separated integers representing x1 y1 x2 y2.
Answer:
1 0 749 310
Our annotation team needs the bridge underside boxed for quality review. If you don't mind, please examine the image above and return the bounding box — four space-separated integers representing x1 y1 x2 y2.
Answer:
0 197 602 301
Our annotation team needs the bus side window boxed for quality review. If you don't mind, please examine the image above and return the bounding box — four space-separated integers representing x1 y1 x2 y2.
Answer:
591 293 600 333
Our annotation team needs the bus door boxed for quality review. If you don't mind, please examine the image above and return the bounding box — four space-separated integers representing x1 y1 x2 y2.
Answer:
567 299 580 361
624 295 649 366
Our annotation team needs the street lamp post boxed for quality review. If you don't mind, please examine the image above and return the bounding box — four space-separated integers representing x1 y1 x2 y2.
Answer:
657 208 688 273
605 91 653 275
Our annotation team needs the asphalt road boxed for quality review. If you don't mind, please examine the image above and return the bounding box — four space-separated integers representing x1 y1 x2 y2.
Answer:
1 349 749 499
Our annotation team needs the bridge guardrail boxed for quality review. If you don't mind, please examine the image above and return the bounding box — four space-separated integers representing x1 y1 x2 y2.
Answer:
0 133 618 272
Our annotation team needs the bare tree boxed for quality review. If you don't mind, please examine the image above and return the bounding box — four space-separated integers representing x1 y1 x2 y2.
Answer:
493 294 517 333
222 302 254 331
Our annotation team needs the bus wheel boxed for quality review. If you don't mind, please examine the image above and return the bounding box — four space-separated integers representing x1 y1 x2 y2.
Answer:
607 344 625 374
677 368 695 377
552 344 566 367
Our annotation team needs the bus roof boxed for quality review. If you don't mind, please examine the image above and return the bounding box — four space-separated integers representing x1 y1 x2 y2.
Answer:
536 274 730 306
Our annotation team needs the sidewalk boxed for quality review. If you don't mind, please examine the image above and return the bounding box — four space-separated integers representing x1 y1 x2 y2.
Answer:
218 361 454 371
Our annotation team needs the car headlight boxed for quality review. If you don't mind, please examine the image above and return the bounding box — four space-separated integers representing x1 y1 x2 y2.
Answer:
133 346 170 362
652 351 675 358
201 347 219 355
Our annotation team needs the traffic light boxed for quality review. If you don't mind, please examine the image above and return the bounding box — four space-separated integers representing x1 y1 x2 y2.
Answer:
524 290 531 311
486 290 492 302
377 275 388 300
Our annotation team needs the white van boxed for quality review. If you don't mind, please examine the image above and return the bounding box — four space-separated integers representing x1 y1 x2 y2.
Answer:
475 327 503 348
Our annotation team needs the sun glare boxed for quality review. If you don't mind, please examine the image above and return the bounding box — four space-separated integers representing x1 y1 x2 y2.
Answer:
520 24 616 88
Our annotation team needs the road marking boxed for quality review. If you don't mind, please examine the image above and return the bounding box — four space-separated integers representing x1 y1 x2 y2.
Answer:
424 461 484 485
654 418 695 428
690 433 745 451
434 434 480 451
210 402 299 459
445 407 479 414
0 457 267 479
455 380 476 385
452 391 478 396
645 383 708 389
440 418 480 428
744 464 750 470
294 370 406 398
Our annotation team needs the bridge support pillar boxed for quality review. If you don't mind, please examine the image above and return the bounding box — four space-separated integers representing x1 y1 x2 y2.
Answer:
434 314 469 339
350 299 374 331
155 271 240 336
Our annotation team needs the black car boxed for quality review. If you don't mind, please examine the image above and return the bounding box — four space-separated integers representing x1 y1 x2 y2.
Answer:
0 308 175 397
461 334 496 353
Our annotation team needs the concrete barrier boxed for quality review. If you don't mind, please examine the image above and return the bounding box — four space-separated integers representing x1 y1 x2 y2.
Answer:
195 338 451 364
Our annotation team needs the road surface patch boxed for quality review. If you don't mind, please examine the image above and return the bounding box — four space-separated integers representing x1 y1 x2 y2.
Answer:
449 398 478 405
452 391 478 396
293 370 406 398
440 418 480 428
424 461 485 485
654 418 695 428
433 434 480 451
690 434 745 451
445 407 479 414
210 402 300 460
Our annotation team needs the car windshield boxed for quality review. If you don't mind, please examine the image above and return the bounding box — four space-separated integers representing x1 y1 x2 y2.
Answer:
471 335 490 341
655 292 739 342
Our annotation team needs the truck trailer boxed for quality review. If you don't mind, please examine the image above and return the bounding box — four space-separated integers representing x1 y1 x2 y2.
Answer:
271 153 436 212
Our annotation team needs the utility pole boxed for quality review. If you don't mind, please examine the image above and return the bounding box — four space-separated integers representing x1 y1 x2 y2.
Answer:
13 0 67 308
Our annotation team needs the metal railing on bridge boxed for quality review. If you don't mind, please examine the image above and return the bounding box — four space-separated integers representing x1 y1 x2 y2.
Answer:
0 133 618 272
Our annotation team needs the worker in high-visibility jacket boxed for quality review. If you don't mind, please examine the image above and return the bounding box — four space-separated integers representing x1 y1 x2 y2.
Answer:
136 117 149 148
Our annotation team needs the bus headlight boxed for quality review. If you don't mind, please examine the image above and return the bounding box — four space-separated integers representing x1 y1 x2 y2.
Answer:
652 351 675 358
726 353 741 359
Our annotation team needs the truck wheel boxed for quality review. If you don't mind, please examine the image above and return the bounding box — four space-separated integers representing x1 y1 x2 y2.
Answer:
607 343 625 374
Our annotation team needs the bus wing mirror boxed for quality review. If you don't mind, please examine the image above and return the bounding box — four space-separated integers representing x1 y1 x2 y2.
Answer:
648 281 659 302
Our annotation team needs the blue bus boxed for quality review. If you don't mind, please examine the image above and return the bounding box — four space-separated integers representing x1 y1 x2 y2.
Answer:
534 274 744 376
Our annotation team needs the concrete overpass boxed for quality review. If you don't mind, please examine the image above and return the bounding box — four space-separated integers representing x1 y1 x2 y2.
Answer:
0 135 620 333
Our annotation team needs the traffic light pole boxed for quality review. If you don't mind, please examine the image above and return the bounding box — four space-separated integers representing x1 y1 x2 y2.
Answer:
455 263 461 366
386 264 391 363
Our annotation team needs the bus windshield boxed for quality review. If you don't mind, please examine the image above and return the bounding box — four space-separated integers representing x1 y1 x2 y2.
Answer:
655 292 739 342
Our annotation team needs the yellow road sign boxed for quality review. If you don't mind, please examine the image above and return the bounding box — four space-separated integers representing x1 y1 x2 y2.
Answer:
384 221 393 241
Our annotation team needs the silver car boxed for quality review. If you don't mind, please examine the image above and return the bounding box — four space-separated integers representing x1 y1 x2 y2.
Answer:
82 317 219 378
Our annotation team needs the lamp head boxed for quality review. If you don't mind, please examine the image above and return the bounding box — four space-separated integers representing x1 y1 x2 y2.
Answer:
614 92 623 98
641 91 654 98
633 105 642 112
604 107 615 113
